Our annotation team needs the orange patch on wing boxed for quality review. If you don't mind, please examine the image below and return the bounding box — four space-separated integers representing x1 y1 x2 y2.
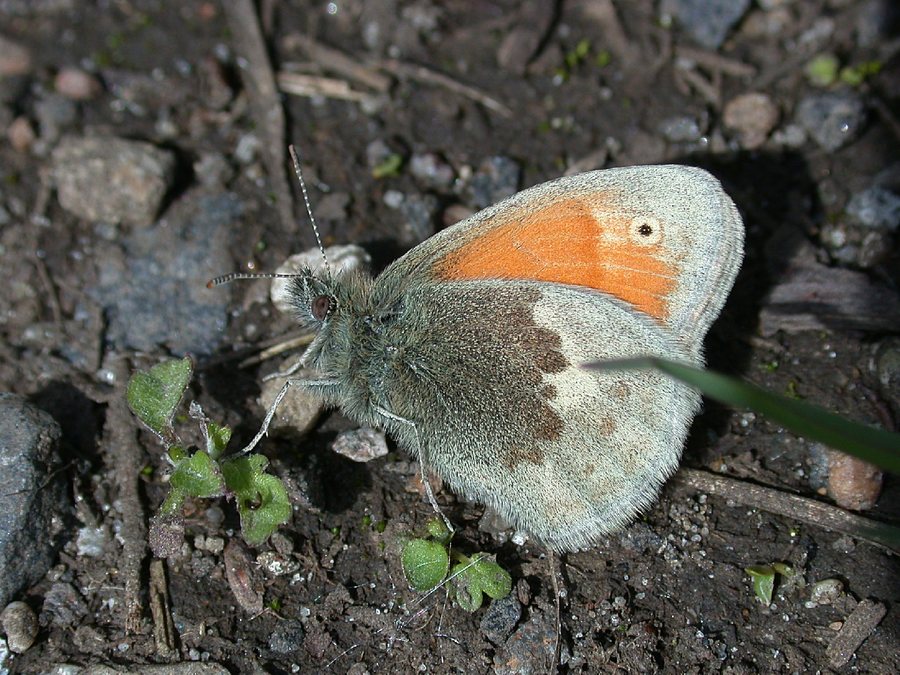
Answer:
434 196 677 320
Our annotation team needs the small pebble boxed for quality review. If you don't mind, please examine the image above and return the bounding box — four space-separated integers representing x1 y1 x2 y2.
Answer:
795 92 867 151
331 427 388 463
827 450 882 511
383 189 404 209
1 601 38 653
313 192 351 223
467 156 521 209
268 619 305 653
258 372 323 437
809 578 844 605
845 187 900 231
658 115 704 143
399 192 439 242
771 123 806 148
480 594 523 645
366 139 394 169
54 67 102 101
75 526 106 558
409 152 455 190
0 36 31 76
723 93 779 149
662 0 752 49
6 116 35 153
257 551 301 577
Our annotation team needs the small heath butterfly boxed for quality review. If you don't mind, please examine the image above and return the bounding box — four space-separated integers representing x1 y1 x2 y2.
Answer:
222 161 744 552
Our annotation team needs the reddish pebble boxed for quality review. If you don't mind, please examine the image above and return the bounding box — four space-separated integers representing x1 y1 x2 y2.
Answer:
7 116 36 153
0 36 31 76
827 451 883 511
54 67 101 101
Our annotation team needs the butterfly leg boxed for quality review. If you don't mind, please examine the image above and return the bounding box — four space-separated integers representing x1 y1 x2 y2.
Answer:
373 404 455 537
231 377 339 458
261 357 305 381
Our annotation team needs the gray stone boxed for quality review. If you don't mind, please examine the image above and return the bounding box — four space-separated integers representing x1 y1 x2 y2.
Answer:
88 192 239 354
52 136 177 226
494 610 556 674
846 186 900 230
480 593 523 645
795 92 867 151
268 619 305 653
658 115 705 143
0 394 68 607
409 152 455 190
41 581 88 628
34 94 77 145
662 0 752 49
399 192 439 242
467 156 521 210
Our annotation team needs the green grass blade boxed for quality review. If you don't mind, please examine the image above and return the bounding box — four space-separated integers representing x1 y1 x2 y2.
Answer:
587 357 900 473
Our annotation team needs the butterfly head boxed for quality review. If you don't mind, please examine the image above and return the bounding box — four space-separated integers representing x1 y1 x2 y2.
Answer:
284 268 339 331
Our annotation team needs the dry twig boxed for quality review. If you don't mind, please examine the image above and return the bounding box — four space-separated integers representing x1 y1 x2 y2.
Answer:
224 0 294 234
674 468 900 554
277 72 374 103
282 33 392 92
379 59 512 118
149 559 177 658
103 355 148 634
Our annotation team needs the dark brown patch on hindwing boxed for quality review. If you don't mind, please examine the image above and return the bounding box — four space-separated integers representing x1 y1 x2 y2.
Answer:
405 283 569 472
502 445 545 471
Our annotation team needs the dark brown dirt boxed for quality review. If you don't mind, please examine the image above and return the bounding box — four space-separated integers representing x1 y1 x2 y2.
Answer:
1 1 898 673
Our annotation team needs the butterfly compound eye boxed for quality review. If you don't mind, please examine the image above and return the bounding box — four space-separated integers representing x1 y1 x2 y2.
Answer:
311 294 333 321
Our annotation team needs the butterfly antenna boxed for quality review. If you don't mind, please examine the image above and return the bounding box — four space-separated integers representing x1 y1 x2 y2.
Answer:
288 144 330 275
206 272 301 288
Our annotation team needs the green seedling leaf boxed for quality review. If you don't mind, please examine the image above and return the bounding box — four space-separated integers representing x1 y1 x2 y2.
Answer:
805 54 839 87
159 488 187 516
169 450 225 499
450 554 512 612
372 153 403 178
746 565 775 605
222 455 292 546
168 445 187 463
451 560 484 612
126 357 192 438
586 358 900 473
840 60 881 86
472 556 513 600
772 562 794 577
205 421 232 460
402 538 450 592
426 517 453 545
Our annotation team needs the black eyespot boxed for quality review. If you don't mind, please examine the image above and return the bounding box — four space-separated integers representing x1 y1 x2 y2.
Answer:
638 223 653 237
311 294 334 321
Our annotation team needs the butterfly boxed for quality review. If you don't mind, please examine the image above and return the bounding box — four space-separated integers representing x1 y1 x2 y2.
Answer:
232 164 744 552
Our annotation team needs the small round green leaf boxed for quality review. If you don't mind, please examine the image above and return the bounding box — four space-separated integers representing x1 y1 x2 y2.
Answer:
402 539 450 592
